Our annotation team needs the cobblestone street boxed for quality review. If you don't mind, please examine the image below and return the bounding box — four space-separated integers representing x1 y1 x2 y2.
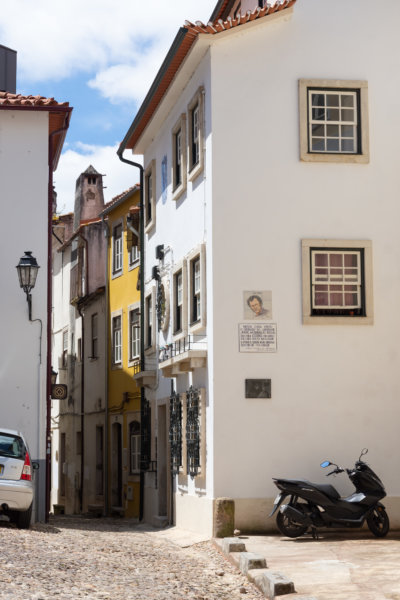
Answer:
0 516 264 600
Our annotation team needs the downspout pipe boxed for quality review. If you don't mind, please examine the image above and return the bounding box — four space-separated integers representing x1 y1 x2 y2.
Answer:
101 214 110 515
47 111 72 522
117 149 145 521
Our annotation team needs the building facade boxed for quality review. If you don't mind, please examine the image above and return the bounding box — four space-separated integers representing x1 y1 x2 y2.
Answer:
118 0 400 535
0 61 71 521
101 186 142 518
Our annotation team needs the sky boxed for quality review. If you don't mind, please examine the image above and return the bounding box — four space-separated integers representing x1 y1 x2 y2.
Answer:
0 0 217 214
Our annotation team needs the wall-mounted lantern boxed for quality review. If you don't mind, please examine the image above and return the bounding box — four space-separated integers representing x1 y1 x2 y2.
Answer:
16 251 40 321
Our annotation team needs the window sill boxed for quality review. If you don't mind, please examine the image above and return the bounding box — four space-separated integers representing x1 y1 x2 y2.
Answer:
145 220 155 235
172 183 186 202
301 152 369 164
188 160 204 183
111 270 123 280
303 315 373 326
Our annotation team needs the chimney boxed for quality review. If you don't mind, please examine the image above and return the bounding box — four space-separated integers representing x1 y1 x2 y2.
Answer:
0 45 17 93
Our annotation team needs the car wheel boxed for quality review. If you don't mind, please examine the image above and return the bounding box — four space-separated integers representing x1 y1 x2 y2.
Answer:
16 503 33 529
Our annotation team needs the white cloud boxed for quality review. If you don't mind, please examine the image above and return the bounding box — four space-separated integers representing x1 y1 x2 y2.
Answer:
54 144 143 215
0 0 217 88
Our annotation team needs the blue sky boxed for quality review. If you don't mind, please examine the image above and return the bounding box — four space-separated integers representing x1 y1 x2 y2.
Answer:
0 0 217 213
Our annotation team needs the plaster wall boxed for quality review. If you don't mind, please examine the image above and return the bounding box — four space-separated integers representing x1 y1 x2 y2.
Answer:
0 111 49 519
208 0 400 524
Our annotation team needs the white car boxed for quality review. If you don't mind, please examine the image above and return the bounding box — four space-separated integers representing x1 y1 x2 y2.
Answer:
0 429 38 528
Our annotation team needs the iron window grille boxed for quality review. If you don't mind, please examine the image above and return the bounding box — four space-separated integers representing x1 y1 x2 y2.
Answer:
140 399 151 471
186 386 200 478
169 391 182 476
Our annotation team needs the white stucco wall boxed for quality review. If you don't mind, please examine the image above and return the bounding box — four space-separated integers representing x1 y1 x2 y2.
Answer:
209 0 400 527
0 110 49 520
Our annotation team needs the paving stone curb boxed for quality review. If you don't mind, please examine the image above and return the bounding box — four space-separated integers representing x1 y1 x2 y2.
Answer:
213 537 305 599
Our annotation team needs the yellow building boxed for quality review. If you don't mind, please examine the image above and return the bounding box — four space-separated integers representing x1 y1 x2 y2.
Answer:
101 185 141 518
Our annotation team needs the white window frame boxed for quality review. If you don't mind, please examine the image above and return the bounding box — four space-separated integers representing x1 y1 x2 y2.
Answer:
172 261 188 340
188 244 206 334
111 310 123 367
62 329 68 368
91 313 98 359
129 244 140 268
128 302 140 366
172 114 187 201
144 287 156 353
144 159 156 233
129 420 140 474
299 79 369 164
187 87 204 182
302 239 373 325
112 221 123 277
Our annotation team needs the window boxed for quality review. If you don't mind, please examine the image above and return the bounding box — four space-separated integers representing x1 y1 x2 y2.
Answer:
112 315 122 365
62 330 68 368
129 245 139 267
172 114 187 200
175 270 183 333
91 314 98 358
145 294 152 350
299 79 369 163
129 421 140 473
188 88 204 181
144 160 156 232
302 239 373 325
129 308 140 361
112 223 123 274
191 258 201 323
188 244 206 333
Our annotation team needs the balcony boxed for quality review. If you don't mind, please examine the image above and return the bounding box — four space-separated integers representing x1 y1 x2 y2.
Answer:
132 358 157 388
158 335 207 377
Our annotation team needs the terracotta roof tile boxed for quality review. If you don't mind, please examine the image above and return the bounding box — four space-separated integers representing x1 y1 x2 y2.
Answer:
0 91 69 107
101 184 140 216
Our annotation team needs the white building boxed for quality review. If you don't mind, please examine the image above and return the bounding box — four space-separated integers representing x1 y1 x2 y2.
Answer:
119 0 400 535
0 74 72 521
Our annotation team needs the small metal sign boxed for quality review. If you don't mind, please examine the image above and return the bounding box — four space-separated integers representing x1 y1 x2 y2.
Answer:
51 384 68 400
245 379 271 399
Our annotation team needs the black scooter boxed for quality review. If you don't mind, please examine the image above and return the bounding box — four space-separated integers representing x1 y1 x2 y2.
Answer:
270 449 389 538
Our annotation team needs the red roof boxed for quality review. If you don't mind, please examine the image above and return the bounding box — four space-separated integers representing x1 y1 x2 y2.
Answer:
119 0 296 153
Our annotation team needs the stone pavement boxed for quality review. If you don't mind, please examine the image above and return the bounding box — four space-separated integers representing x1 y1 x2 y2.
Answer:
0 515 264 600
213 528 400 600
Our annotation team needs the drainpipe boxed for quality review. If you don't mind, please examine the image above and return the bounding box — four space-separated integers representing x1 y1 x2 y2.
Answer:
102 215 110 515
116 149 145 521
47 111 72 522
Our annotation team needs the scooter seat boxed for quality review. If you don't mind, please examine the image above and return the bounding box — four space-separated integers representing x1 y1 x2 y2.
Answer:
313 483 340 499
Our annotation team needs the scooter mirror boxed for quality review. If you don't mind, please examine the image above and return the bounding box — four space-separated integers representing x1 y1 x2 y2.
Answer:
320 461 331 468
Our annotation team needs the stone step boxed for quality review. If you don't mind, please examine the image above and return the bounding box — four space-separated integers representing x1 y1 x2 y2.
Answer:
239 551 267 574
248 569 295 599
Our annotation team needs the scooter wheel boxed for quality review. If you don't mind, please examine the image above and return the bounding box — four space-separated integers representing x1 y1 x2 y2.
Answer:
367 507 389 538
276 507 308 538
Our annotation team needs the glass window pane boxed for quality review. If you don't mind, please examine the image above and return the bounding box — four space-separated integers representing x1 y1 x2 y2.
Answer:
312 124 325 136
341 139 355 152
344 254 358 267
312 107 325 120
326 94 339 107
330 292 343 306
326 125 339 137
330 254 343 267
326 109 339 121
341 108 354 122
314 253 328 266
341 124 354 138
311 138 325 151
311 93 325 107
327 138 339 151
341 94 354 107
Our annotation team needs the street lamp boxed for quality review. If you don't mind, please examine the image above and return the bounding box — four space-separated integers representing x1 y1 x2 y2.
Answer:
16 251 40 321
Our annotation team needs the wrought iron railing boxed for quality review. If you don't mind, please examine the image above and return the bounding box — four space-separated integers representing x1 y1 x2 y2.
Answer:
159 335 207 363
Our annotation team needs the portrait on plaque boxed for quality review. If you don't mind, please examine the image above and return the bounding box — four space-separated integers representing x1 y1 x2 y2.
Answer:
243 290 272 320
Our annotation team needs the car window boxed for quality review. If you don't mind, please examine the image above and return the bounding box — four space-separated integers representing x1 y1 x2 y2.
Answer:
0 433 25 459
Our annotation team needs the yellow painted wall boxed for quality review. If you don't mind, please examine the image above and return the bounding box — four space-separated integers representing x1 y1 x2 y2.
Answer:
106 188 141 518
